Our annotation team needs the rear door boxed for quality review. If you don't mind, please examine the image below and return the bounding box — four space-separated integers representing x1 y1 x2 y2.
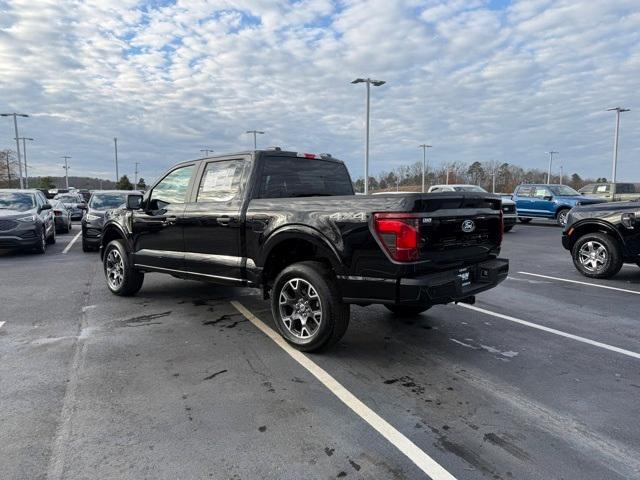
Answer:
132 163 196 271
182 156 251 283
514 186 534 215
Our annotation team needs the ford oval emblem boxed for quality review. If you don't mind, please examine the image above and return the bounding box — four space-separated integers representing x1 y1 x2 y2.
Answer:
461 219 476 233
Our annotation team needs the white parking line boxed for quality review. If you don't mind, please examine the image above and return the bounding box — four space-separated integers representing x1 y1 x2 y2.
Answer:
62 231 82 254
231 300 456 480
0 321 5 330
518 271 640 295
458 303 640 360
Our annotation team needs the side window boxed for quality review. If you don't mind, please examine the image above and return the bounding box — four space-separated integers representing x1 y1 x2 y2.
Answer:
533 187 550 198
196 159 247 203
596 184 609 193
149 165 195 210
517 186 532 196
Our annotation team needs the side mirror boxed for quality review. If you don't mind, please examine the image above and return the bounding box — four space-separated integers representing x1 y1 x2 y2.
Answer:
127 193 143 210
40 204 52 211
544 195 553 201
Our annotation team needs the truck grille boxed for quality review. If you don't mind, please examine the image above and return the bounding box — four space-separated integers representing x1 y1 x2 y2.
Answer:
0 220 18 231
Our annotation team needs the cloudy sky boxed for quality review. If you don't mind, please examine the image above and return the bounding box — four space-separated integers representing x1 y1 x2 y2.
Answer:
0 0 638 184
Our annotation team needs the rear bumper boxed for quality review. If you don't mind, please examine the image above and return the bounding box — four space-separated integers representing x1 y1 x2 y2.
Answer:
339 258 509 306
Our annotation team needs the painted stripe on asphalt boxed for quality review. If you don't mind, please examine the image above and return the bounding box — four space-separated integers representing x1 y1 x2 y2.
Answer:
0 321 5 330
231 300 456 480
62 231 82 254
518 271 640 295
458 303 640 360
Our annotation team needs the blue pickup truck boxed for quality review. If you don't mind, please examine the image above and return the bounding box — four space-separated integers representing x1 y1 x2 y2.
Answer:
512 184 604 226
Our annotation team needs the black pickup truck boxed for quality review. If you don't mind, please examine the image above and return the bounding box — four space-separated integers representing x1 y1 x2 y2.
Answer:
562 200 640 278
100 149 508 351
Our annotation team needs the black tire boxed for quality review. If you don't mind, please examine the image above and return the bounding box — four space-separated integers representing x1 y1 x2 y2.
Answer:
46 226 56 244
519 218 532 224
385 305 431 317
33 228 46 254
271 261 349 352
571 232 623 279
504 225 514 232
63 222 70 233
556 208 570 227
103 239 144 296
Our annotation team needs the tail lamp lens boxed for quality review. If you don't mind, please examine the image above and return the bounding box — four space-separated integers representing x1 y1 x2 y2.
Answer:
373 213 420 262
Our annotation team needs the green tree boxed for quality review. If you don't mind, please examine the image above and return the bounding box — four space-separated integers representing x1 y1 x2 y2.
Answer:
115 175 134 190
136 177 147 190
37 176 56 189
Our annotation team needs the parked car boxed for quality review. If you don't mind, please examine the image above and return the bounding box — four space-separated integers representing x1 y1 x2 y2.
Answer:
53 193 87 220
78 189 92 202
427 184 517 232
0 189 56 252
99 149 508 352
82 190 131 252
512 184 604 226
562 200 640 278
50 200 72 233
578 182 640 202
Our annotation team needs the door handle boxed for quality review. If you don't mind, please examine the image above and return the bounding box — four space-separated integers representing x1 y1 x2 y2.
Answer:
217 215 231 226
163 215 177 226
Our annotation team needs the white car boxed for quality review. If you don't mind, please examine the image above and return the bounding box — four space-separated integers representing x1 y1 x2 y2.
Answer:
427 184 517 232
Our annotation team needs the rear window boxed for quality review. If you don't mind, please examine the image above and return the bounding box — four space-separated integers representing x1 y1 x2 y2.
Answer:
257 157 354 198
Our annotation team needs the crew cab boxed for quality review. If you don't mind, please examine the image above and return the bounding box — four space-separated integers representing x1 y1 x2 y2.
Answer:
427 184 517 232
512 184 604 226
100 149 509 352
578 182 640 202
562 200 640 278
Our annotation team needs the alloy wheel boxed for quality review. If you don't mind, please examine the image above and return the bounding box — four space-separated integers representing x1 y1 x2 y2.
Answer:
278 278 323 339
578 241 607 273
106 249 125 289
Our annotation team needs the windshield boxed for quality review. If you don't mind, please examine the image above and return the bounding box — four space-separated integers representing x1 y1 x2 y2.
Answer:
453 185 487 192
0 192 36 211
549 185 580 196
89 193 128 210
258 157 354 198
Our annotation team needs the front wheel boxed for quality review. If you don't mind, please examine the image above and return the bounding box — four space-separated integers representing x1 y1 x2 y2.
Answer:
385 305 431 317
571 232 622 279
46 226 56 244
556 208 570 226
103 240 144 296
271 261 349 352
33 229 46 254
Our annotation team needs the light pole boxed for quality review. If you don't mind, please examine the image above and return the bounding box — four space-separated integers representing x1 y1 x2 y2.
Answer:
114 137 119 181
245 130 264 149
200 148 214 157
1 112 28 189
546 151 558 184
61 156 71 189
351 78 386 195
607 107 630 197
3 151 11 187
16 137 34 188
134 162 139 188
418 144 432 193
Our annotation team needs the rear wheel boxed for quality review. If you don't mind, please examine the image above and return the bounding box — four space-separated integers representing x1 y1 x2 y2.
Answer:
385 305 431 317
103 240 144 296
519 217 532 224
271 261 349 352
556 208 570 226
571 232 622 279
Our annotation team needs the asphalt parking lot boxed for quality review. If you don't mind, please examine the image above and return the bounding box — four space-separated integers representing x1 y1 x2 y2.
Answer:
1 221 639 480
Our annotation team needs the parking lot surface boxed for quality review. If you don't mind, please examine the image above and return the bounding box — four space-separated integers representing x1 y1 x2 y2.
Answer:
1 222 639 480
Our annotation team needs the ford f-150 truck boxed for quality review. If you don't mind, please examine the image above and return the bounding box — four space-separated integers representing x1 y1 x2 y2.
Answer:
100 149 508 351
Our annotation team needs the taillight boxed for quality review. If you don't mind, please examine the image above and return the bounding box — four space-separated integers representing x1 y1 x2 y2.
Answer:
373 213 420 262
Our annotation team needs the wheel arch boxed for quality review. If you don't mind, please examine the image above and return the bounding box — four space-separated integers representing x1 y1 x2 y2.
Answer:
566 219 624 251
100 223 129 259
258 226 344 288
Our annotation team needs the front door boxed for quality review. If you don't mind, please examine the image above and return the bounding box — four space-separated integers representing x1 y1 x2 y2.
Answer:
182 157 250 283
514 186 534 216
531 186 554 218
132 163 196 271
